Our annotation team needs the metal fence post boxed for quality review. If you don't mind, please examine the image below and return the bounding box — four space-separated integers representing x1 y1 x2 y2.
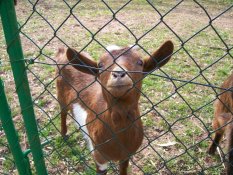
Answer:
0 0 48 174
0 79 32 175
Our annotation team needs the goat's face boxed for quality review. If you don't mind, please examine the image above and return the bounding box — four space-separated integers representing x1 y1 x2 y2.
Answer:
66 40 174 100
97 48 144 98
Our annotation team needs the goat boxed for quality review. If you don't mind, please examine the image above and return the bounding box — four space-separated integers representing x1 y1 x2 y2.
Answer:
55 41 174 175
208 72 233 175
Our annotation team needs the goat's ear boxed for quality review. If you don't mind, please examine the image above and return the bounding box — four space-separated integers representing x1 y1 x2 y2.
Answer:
66 48 98 75
143 40 174 72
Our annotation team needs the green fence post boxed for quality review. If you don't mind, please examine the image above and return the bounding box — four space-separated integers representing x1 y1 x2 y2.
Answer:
0 0 48 175
0 79 32 175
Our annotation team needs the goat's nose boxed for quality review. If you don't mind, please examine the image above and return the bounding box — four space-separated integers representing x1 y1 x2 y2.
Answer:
112 71 126 78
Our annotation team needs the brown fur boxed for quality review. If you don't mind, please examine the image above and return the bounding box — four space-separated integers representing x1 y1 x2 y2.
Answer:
208 72 233 175
55 41 174 174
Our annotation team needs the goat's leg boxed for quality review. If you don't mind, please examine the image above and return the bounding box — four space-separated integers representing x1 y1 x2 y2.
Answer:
61 110 68 137
119 159 129 175
95 164 107 175
94 151 108 175
95 161 107 175
208 131 224 155
208 114 230 155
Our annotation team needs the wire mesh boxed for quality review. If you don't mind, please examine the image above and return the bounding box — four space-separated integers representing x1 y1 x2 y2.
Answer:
1 0 233 174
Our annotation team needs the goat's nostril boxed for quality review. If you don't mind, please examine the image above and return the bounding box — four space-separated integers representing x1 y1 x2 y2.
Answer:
112 72 118 78
120 72 126 78
112 72 126 78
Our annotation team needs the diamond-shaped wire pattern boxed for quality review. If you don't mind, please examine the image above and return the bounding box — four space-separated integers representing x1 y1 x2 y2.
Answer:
1 0 233 174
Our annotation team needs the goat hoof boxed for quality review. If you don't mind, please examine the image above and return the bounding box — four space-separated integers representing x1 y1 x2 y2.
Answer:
96 170 107 175
62 134 69 141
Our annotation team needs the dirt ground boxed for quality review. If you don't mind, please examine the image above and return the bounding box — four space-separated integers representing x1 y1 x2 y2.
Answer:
0 0 233 174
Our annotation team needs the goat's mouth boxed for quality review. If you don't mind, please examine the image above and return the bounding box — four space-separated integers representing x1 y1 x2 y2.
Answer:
106 83 134 97
108 84 132 88
107 83 133 89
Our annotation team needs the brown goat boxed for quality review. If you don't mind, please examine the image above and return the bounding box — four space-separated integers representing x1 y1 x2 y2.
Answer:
208 72 233 175
56 41 174 175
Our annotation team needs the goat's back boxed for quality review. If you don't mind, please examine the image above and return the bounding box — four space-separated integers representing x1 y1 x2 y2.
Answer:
55 48 98 110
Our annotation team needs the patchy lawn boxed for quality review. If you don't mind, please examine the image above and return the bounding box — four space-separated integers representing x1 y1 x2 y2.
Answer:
0 0 233 174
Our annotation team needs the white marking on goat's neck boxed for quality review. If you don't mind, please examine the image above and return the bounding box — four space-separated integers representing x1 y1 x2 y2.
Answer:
96 161 108 171
73 104 109 170
73 103 94 152
106 45 121 51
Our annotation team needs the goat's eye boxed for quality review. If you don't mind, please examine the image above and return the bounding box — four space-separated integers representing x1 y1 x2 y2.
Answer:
137 60 143 66
98 62 104 68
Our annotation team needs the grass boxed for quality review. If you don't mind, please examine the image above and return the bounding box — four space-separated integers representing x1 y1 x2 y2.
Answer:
0 0 233 174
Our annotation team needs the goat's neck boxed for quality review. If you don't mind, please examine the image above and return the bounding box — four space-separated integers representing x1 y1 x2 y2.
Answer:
95 89 141 124
104 99 139 124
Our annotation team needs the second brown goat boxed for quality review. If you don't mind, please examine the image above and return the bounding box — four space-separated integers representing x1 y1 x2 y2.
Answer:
208 72 233 175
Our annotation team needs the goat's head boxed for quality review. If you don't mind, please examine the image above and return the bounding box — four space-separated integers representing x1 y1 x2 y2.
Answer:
66 40 174 103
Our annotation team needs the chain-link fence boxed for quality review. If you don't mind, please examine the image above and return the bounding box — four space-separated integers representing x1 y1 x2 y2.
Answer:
0 0 233 174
